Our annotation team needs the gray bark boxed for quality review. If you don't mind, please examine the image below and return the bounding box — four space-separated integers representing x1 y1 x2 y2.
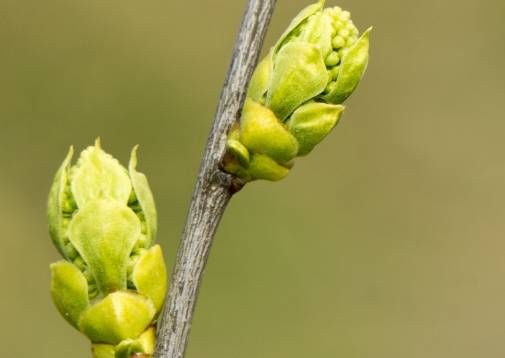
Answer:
154 1 277 357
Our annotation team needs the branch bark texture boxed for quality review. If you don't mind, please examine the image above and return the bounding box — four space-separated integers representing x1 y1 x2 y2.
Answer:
154 1 277 357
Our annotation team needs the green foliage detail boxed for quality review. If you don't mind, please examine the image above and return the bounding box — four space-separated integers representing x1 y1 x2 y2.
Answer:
223 1 371 182
48 140 167 356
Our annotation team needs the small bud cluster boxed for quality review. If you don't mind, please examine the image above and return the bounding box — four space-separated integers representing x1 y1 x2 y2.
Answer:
223 1 371 182
51 147 155 300
48 140 167 358
323 7 359 94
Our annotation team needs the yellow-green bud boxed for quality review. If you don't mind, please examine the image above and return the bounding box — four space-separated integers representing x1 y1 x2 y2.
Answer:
256 0 371 117
48 139 167 357
224 1 371 182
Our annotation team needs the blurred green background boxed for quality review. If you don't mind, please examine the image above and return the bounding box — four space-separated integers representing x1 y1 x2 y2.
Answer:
1 0 505 356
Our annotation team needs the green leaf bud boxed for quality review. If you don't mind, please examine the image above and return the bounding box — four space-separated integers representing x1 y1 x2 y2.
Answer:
132 245 167 313
332 35 346 49
69 199 140 294
287 102 345 155
240 99 299 163
79 291 155 345
270 0 371 109
50 260 89 328
248 154 291 182
267 42 329 120
48 140 167 356
222 1 371 182
325 51 340 67
322 27 372 104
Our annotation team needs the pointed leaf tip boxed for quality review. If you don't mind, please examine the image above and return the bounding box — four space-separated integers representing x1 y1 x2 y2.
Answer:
71 143 132 206
130 145 139 169
128 147 158 246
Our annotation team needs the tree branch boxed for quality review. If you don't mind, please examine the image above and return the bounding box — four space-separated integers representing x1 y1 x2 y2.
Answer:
154 1 277 357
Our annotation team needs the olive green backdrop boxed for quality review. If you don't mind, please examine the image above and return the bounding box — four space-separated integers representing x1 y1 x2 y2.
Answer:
1 0 505 357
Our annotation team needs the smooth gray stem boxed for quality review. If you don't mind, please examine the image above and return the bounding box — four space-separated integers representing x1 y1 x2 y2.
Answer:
154 1 277 357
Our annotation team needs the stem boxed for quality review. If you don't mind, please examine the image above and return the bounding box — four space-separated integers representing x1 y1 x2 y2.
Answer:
154 1 277 357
